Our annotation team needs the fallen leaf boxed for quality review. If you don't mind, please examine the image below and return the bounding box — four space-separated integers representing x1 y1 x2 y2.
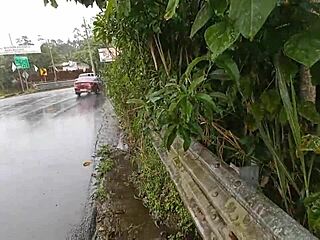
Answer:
83 160 92 167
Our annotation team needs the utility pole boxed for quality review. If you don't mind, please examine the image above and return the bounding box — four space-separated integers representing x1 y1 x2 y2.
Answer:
47 40 57 82
83 17 95 74
9 34 24 92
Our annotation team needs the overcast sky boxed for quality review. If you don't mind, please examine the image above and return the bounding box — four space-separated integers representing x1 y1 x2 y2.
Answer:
0 0 100 46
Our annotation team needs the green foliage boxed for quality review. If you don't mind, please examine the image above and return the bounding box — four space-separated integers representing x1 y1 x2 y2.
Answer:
190 2 213 38
97 145 114 175
96 178 108 201
284 21 320 67
92 0 320 236
298 101 320 124
132 142 198 238
46 0 106 8
301 135 320 154
209 0 228 16
95 145 114 202
205 21 239 59
229 0 277 40
305 192 320 235
165 0 180 20
215 53 240 82
98 158 114 174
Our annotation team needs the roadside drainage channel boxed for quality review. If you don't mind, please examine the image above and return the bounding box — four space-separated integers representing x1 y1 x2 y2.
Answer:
67 98 162 240
152 132 317 240
67 98 121 240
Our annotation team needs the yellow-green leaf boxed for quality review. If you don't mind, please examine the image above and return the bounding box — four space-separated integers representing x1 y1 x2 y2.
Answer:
164 0 180 20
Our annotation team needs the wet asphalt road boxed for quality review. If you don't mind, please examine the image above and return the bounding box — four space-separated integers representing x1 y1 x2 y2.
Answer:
0 88 105 240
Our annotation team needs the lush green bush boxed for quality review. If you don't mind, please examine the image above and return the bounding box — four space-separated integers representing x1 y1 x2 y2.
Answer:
102 50 199 238
93 0 320 236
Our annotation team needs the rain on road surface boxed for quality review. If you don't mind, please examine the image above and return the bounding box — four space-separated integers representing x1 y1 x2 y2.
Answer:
0 88 105 240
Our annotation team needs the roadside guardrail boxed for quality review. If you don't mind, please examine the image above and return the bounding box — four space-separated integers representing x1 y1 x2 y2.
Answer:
34 80 75 91
152 132 317 240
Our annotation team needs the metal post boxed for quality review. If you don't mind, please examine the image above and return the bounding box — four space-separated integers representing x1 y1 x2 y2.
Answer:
47 40 57 82
9 33 24 92
83 17 95 74
17 68 25 92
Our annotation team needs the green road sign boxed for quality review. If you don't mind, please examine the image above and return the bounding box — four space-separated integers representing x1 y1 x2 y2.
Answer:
14 56 30 69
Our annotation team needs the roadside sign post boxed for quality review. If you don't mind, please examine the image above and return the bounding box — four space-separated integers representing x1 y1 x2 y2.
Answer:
14 56 30 69
47 41 57 82
22 71 29 90
7 34 31 92
11 62 24 91
6 33 42 92
40 68 48 82
18 69 24 92
14 56 30 90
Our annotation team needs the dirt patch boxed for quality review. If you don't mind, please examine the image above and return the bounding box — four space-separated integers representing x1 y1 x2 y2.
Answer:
93 147 167 240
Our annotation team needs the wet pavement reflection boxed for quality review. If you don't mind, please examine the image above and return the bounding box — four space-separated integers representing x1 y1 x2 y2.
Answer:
0 88 105 240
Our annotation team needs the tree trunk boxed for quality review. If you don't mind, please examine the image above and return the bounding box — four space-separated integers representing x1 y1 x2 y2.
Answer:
300 65 316 103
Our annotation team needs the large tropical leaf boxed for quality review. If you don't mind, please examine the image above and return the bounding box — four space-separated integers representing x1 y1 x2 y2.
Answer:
298 101 320 124
190 2 213 38
164 0 180 20
164 125 177 150
208 0 228 15
260 89 281 115
205 21 240 59
178 127 192 151
215 53 240 83
284 22 320 67
188 121 204 137
239 75 253 100
304 192 320 234
180 97 193 122
229 0 277 40
196 93 220 113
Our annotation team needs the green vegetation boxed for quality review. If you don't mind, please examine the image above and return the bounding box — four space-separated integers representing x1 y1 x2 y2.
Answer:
97 145 114 177
96 145 114 201
131 143 198 239
50 0 320 236
93 0 320 236
99 42 198 237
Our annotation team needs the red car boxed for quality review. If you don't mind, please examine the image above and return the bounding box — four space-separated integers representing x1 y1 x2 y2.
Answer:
74 73 103 96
